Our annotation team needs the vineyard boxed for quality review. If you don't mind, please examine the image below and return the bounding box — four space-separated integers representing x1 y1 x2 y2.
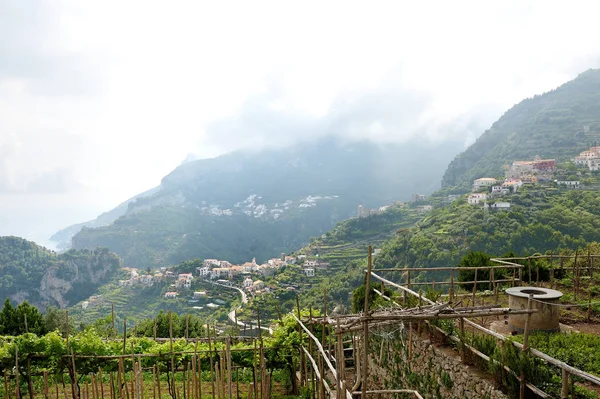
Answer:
0 314 305 399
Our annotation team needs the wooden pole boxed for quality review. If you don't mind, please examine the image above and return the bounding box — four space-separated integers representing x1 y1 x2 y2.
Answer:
459 318 465 363
4 369 10 399
43 370 49 399
70 347 79 399
309 307 316 399
122 319 127 355
449 271 454 304
336 318 345 399
208 327 215 399
472 269 478 306
192 347 198 399
408 322 413 361
227 337 232 399
257 312 265 399
361 246 373 399
27 356 35 399
520 294 534 399
156 366 162 399
295 295 305 389
561 369 569 399
66 310 70 345
91 375 97 399
152 366 157 399
588 288 592 322
99 368 105 399
169 311 176 399
574 250 580 301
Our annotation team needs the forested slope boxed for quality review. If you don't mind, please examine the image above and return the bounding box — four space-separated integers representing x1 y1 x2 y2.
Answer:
442 69 600 190
374 188 600 271
0 237 121 309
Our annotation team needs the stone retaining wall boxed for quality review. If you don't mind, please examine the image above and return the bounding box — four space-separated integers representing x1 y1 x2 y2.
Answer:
367 328 508 399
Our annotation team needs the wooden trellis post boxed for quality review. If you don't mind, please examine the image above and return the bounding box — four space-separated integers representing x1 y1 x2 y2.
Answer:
361 246 373 399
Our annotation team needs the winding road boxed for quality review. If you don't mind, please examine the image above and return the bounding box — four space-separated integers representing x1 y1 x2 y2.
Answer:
210 281 273 334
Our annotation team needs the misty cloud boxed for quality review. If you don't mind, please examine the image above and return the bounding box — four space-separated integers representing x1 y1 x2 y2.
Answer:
199 78 503 154
0 1 103 97
0 133 82 194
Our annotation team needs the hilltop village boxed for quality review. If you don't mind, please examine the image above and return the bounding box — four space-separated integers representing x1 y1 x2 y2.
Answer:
467 148 600 208
79 252 329 313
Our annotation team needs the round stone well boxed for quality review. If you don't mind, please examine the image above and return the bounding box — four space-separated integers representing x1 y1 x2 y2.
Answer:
506 287 563 333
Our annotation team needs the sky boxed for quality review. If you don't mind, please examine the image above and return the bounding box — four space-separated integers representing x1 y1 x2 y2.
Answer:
1 0 600 246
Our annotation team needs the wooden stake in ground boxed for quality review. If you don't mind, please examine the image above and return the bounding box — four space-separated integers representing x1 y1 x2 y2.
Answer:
295 294 305 390
169 311 177 399
208 326 215 399
520 294 534 399
4 369 10 399
227 337 233 399
156 365 162 399
109 371 115 399
361 246 373 399
99 368 105 399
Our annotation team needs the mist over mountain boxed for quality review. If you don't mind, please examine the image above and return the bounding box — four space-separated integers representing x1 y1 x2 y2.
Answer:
442 69 600 190
60 137 462 267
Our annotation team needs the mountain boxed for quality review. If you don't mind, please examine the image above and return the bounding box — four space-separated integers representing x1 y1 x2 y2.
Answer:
0 236 122 309
442 69 600 190
50 187 160 250
65 137 463 267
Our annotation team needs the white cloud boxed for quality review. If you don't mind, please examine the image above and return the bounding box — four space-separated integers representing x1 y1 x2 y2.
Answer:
1 0 600 242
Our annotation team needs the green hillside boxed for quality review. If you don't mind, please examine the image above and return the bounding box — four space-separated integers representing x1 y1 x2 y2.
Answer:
0 237 121 309
66 274 237 328
374 187 600 272
442 69 600 190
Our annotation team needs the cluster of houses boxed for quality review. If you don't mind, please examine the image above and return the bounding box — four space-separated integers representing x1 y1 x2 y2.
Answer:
197 255 298 280
118 267 193 289
81 295 103 309
574 146 600 171
468 156 557 208
357 204 391 218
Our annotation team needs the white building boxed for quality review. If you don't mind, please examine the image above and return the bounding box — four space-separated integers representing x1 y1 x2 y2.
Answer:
139 275 154 286
589 158 600 171
484 202 511 210
556 180 580 188
196 266 210 277
164 292 178 299
243 277 253 288
304 268 315 277
473 178 498 191
176 273 193 288
467 193 487 205
501 179 523 193
203 259 220 267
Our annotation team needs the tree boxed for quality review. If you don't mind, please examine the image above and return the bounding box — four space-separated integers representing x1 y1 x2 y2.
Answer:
14 301 47 335
0 298 16 334
44 306 74 337
457 251 492 291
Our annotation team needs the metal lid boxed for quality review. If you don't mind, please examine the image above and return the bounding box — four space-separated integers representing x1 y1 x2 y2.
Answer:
506 287 563 300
